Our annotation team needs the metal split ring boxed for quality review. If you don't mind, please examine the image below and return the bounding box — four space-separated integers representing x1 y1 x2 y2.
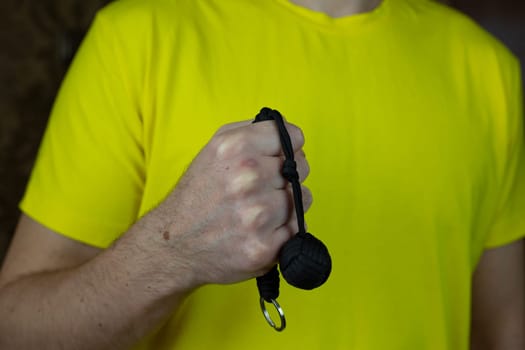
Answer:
259 297 286 331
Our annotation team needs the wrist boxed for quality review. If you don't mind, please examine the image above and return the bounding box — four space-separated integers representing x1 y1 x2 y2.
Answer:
107 216 199 299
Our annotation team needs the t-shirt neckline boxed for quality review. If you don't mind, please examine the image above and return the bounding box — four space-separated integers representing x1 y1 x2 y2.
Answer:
271 0 392 32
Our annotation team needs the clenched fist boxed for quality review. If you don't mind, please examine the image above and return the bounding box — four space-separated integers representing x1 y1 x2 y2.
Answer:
139 120 312 290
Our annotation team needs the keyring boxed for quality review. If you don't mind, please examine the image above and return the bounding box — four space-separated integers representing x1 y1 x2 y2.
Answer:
259 297 286 331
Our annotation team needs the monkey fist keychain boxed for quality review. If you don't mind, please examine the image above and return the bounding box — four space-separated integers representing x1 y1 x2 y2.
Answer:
253 107 332 331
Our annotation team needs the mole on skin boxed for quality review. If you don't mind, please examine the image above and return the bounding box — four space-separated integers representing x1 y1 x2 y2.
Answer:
163 231 170 241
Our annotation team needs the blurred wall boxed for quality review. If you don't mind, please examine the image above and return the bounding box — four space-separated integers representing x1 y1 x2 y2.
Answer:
0 0 110 261
0 0 524 263
449 0 525 85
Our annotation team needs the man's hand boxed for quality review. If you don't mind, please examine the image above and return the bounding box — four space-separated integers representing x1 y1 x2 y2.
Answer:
0 120 310 350
136 120 311 288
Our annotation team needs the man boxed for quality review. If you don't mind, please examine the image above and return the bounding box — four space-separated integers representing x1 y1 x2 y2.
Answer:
0 0 523 349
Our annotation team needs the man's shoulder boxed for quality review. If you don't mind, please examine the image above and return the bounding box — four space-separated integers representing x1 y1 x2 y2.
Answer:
95 0 173 24
407 0 517 64
92 0 255 40
94 0 198 29
96 0 246 25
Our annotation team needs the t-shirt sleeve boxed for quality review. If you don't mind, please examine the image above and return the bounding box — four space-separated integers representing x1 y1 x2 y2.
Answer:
20 7 146 248
484 57 525 248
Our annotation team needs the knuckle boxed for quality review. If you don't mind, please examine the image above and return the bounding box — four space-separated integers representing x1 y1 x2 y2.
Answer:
277 225 295 242
213 132 249 159
227 168 260 197
239 157 259 170
242 239 272 271
210 133 228 157
239 204 269 230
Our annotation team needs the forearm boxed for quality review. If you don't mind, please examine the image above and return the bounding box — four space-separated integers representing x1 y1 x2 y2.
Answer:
471 325 524 350
0 230 188 350
470 302 525 350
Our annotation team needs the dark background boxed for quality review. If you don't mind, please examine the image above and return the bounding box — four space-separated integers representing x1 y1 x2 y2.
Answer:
1 0 524 262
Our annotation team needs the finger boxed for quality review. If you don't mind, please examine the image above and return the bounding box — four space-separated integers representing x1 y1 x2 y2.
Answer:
214 121 305 159
253 154 309 190
249 121 305 156
225 153 310 200
271 221 306 256
238 188 294 240
271 225 295 252
282 185 313 234
301 185 313 213
293 150 310 183
215 120 252 135
265 185 312 232
262 186 312 262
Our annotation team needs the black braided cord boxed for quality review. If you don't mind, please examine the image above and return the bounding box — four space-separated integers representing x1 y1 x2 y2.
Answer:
253 107 332 303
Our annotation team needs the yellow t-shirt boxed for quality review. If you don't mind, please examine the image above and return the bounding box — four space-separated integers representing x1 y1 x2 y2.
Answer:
21 0 524 348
